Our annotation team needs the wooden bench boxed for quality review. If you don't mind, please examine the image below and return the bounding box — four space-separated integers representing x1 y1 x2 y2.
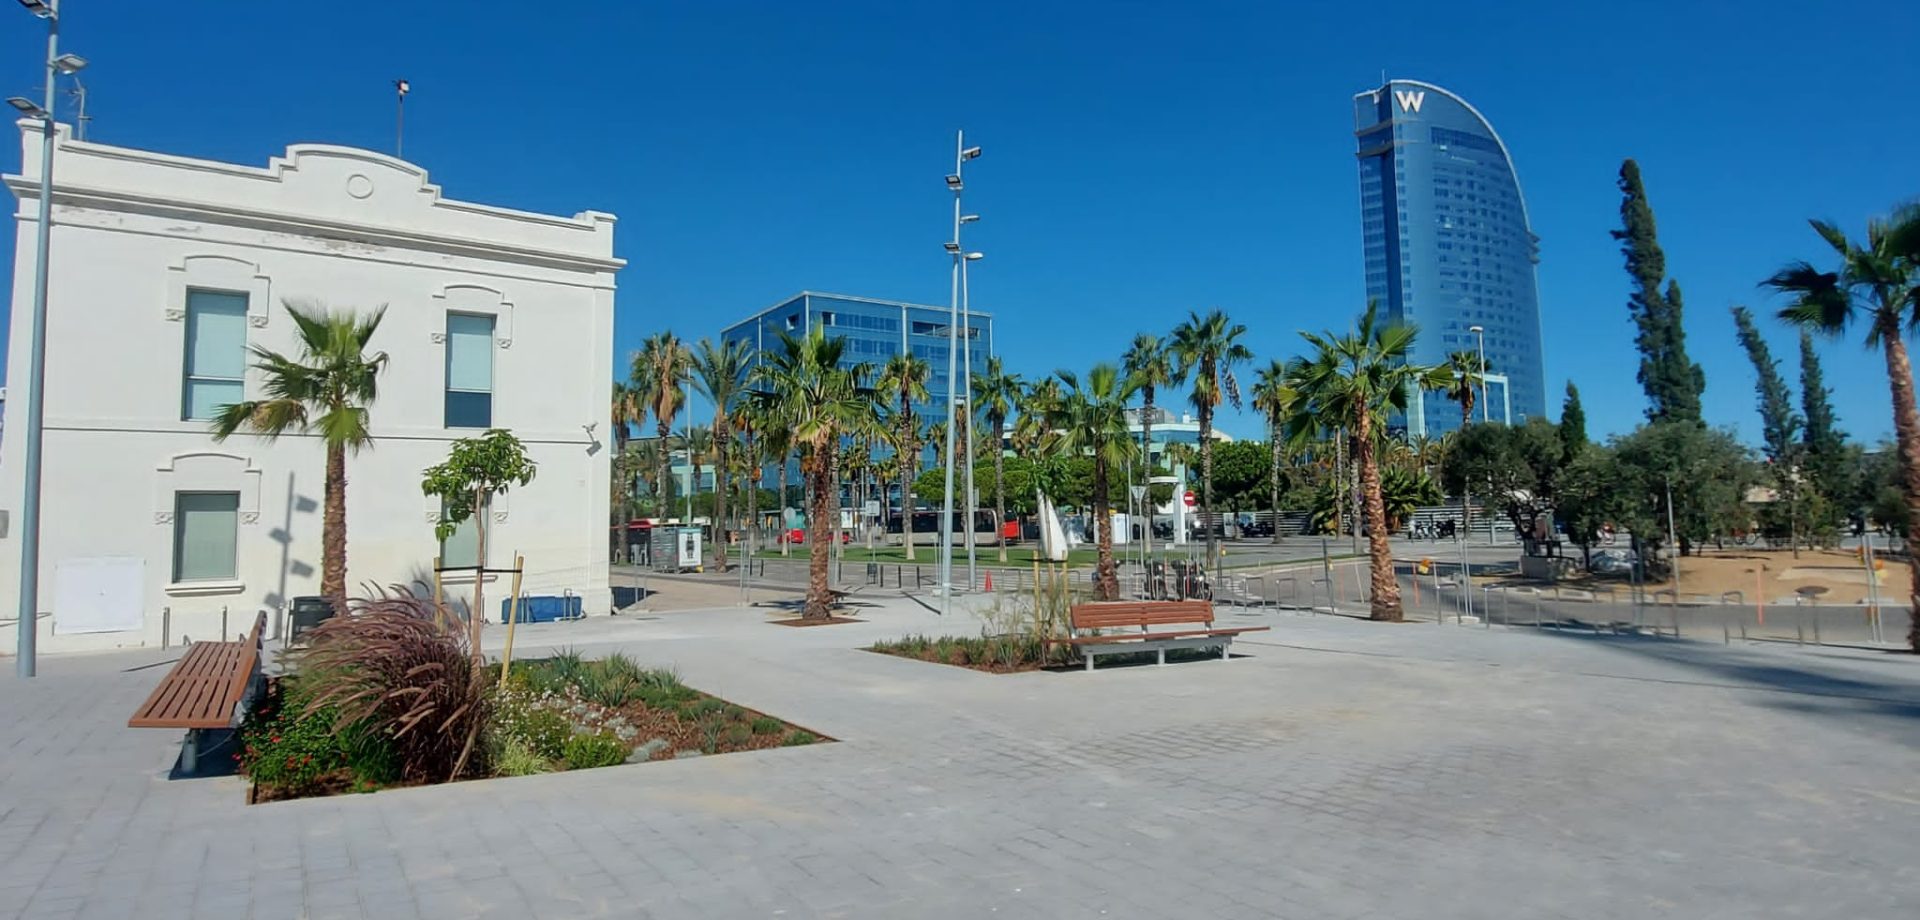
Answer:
128 611 267 771
1051 600 1268 671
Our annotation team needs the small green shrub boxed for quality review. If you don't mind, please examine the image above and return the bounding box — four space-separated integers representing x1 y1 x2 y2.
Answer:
491 737 552 777
490 691 572 760
781 730 818 747
721 724 752 746
748 716 783 735
562 732 628 770
688 698 726 720
239 680 351 794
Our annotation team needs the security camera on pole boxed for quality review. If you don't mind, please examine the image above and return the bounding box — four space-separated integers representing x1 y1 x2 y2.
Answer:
936 133 982 614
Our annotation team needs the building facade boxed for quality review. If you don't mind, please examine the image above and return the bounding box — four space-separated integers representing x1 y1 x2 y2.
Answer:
1354 79 1545 437
1 122 621 653
721 291 993 461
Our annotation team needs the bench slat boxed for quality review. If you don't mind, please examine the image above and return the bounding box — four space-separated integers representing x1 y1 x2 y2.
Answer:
1051 625 1271 646
128 612 268 731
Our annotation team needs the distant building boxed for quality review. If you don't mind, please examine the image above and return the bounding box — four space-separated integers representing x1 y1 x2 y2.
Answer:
1354 79 1545 437
1124 406 1234 473
721 291 993 469
0 122 621 653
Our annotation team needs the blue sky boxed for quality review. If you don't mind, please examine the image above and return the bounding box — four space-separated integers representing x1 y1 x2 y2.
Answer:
5 0 1917 444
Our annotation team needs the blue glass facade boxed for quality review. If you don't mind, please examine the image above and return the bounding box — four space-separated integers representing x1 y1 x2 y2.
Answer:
720 292 992 461
1354 80 1545 436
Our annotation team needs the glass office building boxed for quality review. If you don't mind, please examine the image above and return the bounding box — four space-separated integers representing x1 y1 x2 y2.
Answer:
1354 80 1545 437
720 291 993 462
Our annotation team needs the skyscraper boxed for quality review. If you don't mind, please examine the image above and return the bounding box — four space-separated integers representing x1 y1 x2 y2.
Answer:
1354 79 1545 436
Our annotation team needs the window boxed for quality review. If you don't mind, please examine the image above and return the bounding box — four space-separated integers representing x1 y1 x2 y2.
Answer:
439 503 481 569
173 492 239 582
819 311 836 326
182 290 248 420
445 313 494 428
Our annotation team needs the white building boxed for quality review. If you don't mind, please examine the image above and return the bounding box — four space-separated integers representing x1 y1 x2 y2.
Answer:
1 121 621 654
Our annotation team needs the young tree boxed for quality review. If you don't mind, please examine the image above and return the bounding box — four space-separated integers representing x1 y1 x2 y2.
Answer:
1441 419 1564 541
421 428 538 665
1732 305 1804 550
1613 159 1705 424
1049 365 1138 599
1168 310 1252 572
1284 302 1447 621
1559 381 1588 465
1442 350 1488 427
690 337 752 569
1768 203 1920 650
210 301 388 614
631 332 691 523
878 354 932 560
1251 360 1294 544
759 329 872 620
973 356 1023 562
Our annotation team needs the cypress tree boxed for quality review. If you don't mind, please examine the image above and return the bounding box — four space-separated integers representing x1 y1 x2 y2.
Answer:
1559 381 1587 463
1798 330 1847 500
1612 160 1704 424
1731 305 1800 464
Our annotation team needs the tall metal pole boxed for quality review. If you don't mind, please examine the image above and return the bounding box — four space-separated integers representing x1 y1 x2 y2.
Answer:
394 79 408 158
1475 326 1488 423
17 0 62 678
1664 475 1680 598
937 131 964 613
960 252 978 591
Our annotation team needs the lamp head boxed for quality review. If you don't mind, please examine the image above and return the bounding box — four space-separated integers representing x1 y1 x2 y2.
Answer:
964 252 984 262
943 241 961 254
944 174 962 190
17 0 54 19
961 145 982 160
52 53 86 75
959 214 980 224
7 96 46 117
1468 325 1484 334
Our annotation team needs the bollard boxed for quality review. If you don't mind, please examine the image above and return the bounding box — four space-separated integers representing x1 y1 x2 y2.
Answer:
1797 623 1805 646
161 606 171 649
221 606 229 642
1812 612 1820 646
1723 622 1730 645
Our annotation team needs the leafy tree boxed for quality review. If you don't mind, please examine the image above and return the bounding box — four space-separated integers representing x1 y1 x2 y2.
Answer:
1169 310 1252 570
631 332 691 521
421 429 537 664
757 329 872 619
973 356 1023 562
1559 382 1587 464
1283 302 1447 621
1439 419 1564 540
1556 441 1633 568
1767 203 1920 650
1612 422 1758 559
211 301 388 613
690 337 752 569
1613 159 1704 424
1207 440 1270 512
1731 305 1804 550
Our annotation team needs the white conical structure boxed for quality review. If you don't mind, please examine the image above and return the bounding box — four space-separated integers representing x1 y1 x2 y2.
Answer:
1035 490 1070 562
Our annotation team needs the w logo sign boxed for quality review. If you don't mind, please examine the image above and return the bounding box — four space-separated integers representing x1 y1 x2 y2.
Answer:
1394 89 1426 113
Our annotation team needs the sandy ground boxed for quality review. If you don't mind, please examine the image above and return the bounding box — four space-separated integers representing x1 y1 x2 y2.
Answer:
1581 547 1911 604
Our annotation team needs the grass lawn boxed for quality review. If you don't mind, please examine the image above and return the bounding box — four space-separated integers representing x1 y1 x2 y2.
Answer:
754 545 1107 567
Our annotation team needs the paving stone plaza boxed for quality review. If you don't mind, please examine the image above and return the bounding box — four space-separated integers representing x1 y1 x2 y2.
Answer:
3 594 1917 919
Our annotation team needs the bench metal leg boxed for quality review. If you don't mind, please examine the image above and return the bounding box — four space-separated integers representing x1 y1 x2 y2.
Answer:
1156 648 1166 666
180 729 199 773
1220 640 1231 661
1085 654 1095 672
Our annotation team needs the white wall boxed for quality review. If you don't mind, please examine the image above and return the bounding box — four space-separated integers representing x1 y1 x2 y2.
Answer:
1 121 623 653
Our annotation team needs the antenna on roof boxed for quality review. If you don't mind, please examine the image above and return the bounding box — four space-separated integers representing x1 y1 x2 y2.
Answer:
394 79 410 159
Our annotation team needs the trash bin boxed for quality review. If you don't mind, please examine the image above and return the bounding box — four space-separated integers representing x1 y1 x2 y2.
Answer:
289 595 335 642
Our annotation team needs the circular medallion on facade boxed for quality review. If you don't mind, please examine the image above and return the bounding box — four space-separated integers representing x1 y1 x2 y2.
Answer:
345 173 375 199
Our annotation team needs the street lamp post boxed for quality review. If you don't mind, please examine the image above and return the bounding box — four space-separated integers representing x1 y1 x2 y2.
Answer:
936 132 981 614
1468 324 1493 545
960 248 982 592
13 0 84 678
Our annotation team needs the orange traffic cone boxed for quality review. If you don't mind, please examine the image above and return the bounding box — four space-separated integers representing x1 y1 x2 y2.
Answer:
984 571 994 592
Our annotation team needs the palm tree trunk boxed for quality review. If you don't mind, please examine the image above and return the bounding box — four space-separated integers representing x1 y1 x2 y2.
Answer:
779 456 791 558
994 424 1007 563
713 417 730 571
1877 330 1920 653
1355 410 1400 621
1093 455 1118 599
656 421 672 525
805 444 835 620
1200 401 1217 572
1270 429 1283 545
322 441 348 613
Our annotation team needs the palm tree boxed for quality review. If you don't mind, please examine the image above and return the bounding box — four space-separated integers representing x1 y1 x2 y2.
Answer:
1283 301 1447 621
1123 333 1176 476
630 438 666 513
973 356 1024 561
1250 360 1295 545
691 338 752 570
1443 350 1489 428
210 301 388 613
609 381 644 563
632 331 691 522
758 329 873 619
1169 309 1252 570
1767 204 1920 652
1052 365 1140 599
677 425 713 521
877 353 932 560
